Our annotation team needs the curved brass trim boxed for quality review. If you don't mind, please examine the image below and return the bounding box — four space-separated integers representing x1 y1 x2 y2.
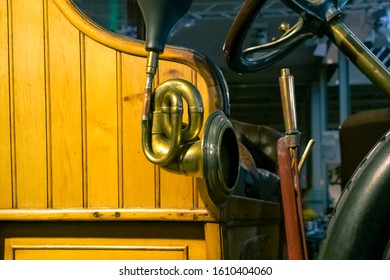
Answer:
52 0 230 112
142 79 205 169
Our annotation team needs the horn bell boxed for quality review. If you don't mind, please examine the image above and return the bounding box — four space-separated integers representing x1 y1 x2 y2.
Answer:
203 110 240 206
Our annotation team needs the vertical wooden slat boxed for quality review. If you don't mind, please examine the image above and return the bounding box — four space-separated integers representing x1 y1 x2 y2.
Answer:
154 70 161 208
191 70 200 209
80 32 87 207
195 72 211 122
204 223 222 259
158 61 195 209
44 0 52 208
116 52 123 208
48 0 83 208
195 73 212 209
154 166 161 208
12 0 47 208
84 37 118 208
160 168 194 208
121 53 155 208
0 0 12 208
8 0 16 209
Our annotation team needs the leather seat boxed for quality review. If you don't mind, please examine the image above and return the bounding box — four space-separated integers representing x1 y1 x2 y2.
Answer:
339 108 390 188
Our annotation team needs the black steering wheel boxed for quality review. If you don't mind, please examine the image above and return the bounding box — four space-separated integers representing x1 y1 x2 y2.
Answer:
223 0 349 73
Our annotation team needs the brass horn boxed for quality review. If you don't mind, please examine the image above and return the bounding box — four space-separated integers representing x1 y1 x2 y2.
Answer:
141 78 240 206
136 0 239 206
142 79 203 167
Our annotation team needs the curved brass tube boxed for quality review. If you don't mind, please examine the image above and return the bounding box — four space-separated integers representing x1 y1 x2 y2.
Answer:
158 80 204 143
142 78 240 205
142 79 204 168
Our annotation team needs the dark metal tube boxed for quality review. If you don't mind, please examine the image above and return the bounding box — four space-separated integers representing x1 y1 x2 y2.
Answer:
327 19 390 97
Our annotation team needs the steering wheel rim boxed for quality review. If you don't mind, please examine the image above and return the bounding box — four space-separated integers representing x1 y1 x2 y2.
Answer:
223 0 321 74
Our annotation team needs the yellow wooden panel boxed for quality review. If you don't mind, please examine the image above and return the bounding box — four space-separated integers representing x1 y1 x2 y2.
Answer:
196 181 206 209
5 237 207 260
195 74 212 210
85 37 119 207
12 0 47 208
48 0 83 208
0 0 12 208
195 72 211 123
12 246 188 260
121 54 155 207
160 174 195 209
204 223 222 259
158 61 195 208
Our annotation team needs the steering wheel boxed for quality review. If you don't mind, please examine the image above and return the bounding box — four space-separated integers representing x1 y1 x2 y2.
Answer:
223 0 349 73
